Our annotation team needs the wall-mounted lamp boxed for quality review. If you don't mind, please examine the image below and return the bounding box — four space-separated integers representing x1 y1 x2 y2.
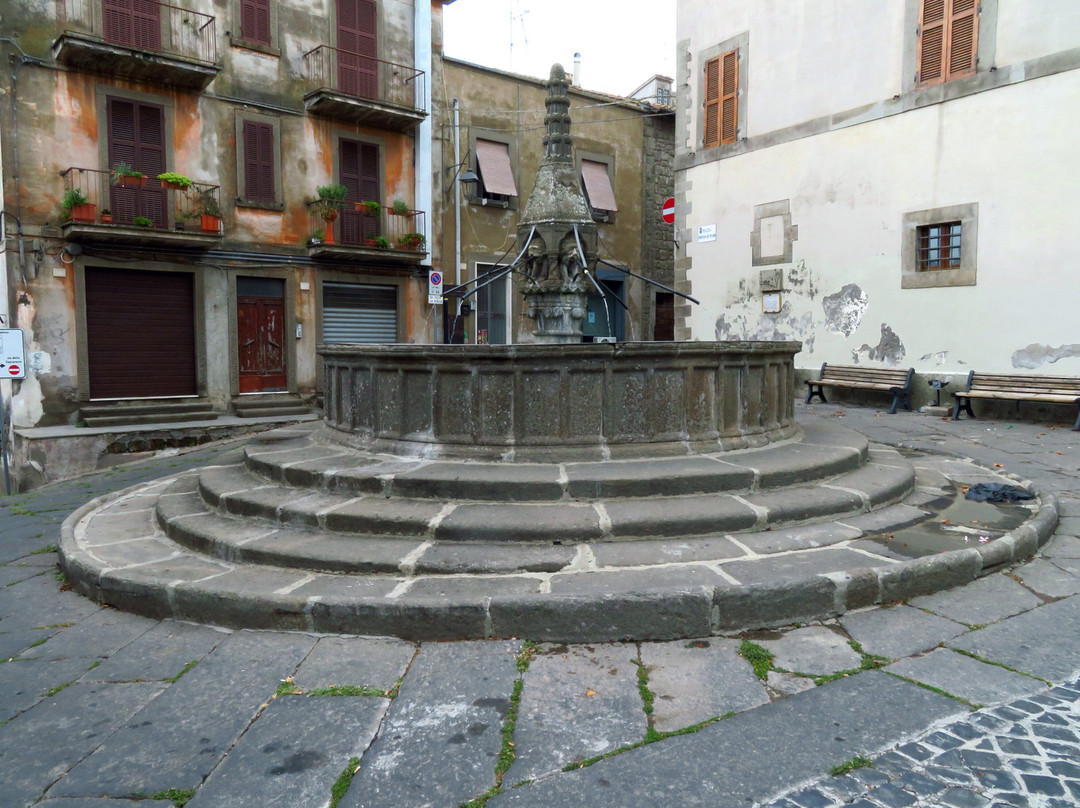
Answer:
445 148 481 194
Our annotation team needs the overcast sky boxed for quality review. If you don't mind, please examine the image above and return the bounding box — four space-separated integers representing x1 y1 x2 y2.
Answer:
443 0 676 97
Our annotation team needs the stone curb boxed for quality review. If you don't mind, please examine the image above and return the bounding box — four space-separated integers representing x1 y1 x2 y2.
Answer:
58 485 1060 643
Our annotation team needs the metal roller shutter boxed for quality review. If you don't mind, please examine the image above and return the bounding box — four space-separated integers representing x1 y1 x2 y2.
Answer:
322 282 398 343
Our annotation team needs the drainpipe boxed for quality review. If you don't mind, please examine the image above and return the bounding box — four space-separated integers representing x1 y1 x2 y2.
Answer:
414 0 433 315
453 98 461 300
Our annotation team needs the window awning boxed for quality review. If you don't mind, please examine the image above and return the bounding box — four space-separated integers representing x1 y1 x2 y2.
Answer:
581 160 618 211
475 139 518 197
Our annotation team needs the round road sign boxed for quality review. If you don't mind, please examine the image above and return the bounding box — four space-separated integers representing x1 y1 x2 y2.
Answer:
662 197 675 224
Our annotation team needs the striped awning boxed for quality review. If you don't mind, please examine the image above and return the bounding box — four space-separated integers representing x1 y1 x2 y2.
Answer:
475 139 518 197
581 159 617 212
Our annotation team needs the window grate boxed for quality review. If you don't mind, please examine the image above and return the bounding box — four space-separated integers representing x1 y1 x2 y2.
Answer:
916 221 962 270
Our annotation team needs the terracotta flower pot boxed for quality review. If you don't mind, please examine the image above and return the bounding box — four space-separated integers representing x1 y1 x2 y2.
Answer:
70 203 96 223
200 214 220 233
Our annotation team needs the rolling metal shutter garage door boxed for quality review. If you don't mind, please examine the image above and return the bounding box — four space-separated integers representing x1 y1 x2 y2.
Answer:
85 266 197 399
322 282 398 343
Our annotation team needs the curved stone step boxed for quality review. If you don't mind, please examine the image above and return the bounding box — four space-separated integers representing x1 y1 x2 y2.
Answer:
60 455 1059 642
240 422 869 502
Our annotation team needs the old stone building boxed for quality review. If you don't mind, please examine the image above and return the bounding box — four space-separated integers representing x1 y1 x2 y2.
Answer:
438 58 675 345
674 0 1080 398
0 0 454 484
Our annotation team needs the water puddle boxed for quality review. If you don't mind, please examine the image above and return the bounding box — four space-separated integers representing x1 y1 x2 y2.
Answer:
863 496 1033 559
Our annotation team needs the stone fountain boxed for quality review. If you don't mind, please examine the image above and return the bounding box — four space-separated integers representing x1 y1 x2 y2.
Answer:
57 66 1056 643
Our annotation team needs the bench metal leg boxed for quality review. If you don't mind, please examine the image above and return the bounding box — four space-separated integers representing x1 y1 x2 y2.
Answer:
889 388 912 415
1073 404 1080 431
805 384 827 405
952 397 975 421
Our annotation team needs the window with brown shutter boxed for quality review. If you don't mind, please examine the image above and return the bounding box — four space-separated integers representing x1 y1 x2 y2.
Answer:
242 120 275 202
703 49 738 148
917 0 979 86
240 0 271 46
107 96 166 227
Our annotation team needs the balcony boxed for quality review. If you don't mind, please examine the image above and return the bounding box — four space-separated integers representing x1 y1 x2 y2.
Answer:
306 200 427 263
53 0 220 90
60 167 223 248
303 46 426 131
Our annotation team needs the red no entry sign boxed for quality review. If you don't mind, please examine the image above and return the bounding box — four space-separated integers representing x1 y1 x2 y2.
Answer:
661 197 675 224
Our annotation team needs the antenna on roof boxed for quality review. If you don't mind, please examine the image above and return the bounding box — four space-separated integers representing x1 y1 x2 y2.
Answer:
510 1 529 71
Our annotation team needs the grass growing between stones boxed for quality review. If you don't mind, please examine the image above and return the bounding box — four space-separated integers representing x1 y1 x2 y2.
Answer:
43 681 73 697
165 660 199 684
561 714 733 772
739 640 774 680
884 671 984 711
951 648 1049 683
828 754 873 776
309 685 390 697
459 642 537 808
139 787 196 807
328 757 362 808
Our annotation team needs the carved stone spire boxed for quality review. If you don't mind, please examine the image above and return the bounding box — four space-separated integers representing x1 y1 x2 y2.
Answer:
542 63 573 163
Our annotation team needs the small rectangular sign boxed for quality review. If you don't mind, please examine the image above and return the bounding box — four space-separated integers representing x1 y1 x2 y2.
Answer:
428 270 443 306
697 224 717 243
0 328 26 379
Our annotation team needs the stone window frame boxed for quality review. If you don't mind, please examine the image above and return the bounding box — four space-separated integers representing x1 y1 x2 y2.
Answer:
95 85 175 181
696 31 749 155
902 0 998 94
901 203 978 289
467 128 519 210
229 0 281 57
751 199 798 266
575 150 616 223
235 111 285 211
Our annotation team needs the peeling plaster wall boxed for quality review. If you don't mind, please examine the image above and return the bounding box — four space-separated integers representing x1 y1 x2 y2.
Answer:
680 64 1080 376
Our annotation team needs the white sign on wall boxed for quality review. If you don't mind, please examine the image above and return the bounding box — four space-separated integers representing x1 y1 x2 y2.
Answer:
0 329 26 379
697 224 717 243
428 271 443 305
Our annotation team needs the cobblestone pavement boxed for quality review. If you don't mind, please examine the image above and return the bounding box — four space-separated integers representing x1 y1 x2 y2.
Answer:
0 404 1078 807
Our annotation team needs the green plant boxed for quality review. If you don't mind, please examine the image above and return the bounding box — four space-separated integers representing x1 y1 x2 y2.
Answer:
329 758 362 808
194 189 220 217
317 183 348 201
373 235 390 249
157 172 193 188
397 232 425 250
828 755 873 776
308 229 325 243
739 640 774 681
110 162 143 183
60 188 89 214
100 208 111 216
361 199 381 216
132 216 154 228
391 199 410 214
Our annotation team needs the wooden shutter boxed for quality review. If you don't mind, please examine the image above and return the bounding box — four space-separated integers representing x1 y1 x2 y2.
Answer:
720 49 738 144
703 56 720 148
946 0 978 80
132 0 161 51
337 0 377 99
339 140 380 244
241 0 271 45
107 97 166 227
918 0 978 85
243 121 274 202
103 0 134 46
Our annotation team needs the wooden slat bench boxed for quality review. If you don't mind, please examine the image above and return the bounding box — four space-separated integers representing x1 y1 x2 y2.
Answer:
952 371 1080 430
804 363 915 414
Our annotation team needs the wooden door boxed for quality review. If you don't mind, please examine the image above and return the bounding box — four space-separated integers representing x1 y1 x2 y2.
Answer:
85 267 196 399
237 278 286 393
107 98 167 228
337 0 377 98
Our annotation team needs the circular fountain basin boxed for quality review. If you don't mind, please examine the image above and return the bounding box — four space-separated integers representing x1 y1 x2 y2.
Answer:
320 341 802 461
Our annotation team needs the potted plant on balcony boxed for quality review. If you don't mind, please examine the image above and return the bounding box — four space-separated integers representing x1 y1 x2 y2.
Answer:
157 172 193 191
132 216 154 228
373 236 390 249
307 229 325 246
357 200 381 217
100 208 112 225
60 188 96 223
391 199 410 215
111 162 145 188
397 232 424 251
195 189 221 233
313 184 347 244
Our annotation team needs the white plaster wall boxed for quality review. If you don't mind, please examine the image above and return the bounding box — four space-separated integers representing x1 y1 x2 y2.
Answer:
683 68 1080 375
680 0 905 137
996 0 1080 66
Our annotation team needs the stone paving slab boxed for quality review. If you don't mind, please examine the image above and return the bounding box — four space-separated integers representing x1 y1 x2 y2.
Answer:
590 535 745 567
292 635 415 691
731 521 864 554
840 604 967 661
948 595 1080 681
35 800 172 806
341 640 520 808
640 638 769 732
1 682 166 807
0 628 55 663
186 695 389 808
909 574 1045 627
17 607 154 662
47 630 315 799
1011 557 1080 599
722 547 894 585
0 573 102 634
79 620 227 683
0 656 105 722
487 671 966 807
760 625 863 676
887 647 1047 706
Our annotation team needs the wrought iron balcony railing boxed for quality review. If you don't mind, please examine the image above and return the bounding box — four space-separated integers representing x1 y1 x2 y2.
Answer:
60 167 222 236
58 0 218 66
306 200 426 254
303 45 426 128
